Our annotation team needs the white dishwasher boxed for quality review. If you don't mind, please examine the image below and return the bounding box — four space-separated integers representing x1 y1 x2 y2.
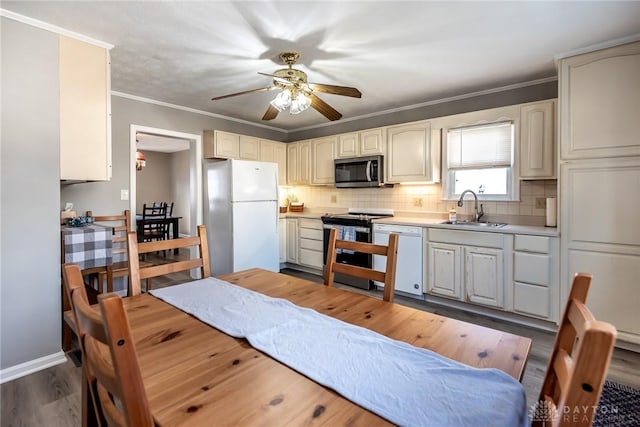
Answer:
373 223 424 296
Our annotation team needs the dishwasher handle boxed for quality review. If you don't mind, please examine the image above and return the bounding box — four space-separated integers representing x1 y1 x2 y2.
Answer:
373 224 423 236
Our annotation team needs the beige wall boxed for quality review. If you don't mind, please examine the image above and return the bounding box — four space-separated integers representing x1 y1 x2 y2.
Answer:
136 151 173 211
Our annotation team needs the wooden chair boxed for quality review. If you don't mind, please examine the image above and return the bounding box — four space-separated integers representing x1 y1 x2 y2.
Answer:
84 209 132 293
533 273 617 427
324 227 399 303
127 224 211 295
62 263 106 427
141 203 168 243
70 272 154 427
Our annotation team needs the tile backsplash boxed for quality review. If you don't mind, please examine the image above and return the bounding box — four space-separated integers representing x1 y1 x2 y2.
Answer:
281 180 557 225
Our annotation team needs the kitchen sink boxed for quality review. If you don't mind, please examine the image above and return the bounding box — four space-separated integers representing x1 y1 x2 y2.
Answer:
441 221 507 228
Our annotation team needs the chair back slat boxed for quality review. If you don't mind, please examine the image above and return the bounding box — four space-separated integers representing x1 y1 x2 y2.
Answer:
69 276 154 427
535 272 617 427
324 228 398 303
128 224 211 295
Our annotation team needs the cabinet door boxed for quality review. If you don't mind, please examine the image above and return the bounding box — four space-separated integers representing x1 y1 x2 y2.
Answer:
59 36 111 181
274 143 287 185
337 133 359 158
359 128 385 156
387 121 438 183
278 218 286 264
312 136 336 184
239 136 260 160
214 131 240 159
286 219 299 263
298 141 312 185
428 243 461 299
287 143 299 184
559 41 640 159
464 247 503 308
520 100 555 179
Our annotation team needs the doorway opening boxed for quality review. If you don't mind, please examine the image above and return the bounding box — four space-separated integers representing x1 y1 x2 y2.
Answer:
129 125 202 237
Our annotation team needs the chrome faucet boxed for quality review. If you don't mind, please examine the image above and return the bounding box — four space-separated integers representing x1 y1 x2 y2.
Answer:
457 189 484 222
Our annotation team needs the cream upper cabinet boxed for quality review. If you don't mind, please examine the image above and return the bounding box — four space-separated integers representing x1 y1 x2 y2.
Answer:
203 130 239 159
260 139 287 185
287 141 311 185
386 121 440 183
336 128 385 159
312 136 336 184
239 135 260 160
559 41 640 160
59 36 111 181
519 100 556 179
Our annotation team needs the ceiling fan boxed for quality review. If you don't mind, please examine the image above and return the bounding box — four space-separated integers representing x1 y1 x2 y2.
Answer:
211 52 362 121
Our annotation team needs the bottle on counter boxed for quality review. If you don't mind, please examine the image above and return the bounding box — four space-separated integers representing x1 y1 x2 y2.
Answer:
448 207 457 223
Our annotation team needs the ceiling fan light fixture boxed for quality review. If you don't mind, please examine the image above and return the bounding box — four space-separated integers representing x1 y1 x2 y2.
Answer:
270 89 291 112
290 91 311 115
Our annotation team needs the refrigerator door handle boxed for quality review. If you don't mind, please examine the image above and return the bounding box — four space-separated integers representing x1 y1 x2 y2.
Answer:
275 169 280 231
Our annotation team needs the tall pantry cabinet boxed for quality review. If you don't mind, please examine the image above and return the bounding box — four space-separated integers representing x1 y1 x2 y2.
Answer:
558 40 640 346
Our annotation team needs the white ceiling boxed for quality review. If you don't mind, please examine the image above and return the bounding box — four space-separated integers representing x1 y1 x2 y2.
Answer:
3 1 640 133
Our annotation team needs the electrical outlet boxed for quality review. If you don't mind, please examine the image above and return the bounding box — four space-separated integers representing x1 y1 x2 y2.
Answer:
535 197 546 209
413 197 423 207
330 195 337 203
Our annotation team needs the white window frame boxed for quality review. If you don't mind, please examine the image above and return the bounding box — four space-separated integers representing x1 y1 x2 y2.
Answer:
442 115 520 202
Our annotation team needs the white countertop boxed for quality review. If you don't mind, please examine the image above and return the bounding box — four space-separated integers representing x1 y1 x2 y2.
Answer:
372 216 559 237
278 211 559 237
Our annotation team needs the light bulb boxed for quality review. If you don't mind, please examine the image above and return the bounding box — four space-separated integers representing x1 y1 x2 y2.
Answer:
270 90 291 112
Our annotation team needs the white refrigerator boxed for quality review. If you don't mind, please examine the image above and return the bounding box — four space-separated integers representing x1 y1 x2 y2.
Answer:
204 159 279 276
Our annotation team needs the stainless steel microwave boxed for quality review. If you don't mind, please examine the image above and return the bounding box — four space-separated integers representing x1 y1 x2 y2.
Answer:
334 156 384 188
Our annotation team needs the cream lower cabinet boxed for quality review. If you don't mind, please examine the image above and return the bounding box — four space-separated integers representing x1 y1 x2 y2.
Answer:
427 229 506 310
513 234 559 322
386 121 440 183
427 243 461 299
286 218 299 264
59 36 111 181
298 218 324 269
279 218 286 264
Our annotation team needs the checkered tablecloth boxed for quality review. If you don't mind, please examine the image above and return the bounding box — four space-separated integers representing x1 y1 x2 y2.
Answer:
62 224 112 270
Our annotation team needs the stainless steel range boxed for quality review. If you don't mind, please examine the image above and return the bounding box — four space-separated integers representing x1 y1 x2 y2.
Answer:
320 208 394 289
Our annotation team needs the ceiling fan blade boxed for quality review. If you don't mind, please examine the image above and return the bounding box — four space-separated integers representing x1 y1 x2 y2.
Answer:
258 72 294 86
308 83 362 98
308 93 342 121
211 86 275 101
262 104 279 121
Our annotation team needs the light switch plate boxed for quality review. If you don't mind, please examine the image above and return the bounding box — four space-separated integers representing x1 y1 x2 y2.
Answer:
121 189 129 201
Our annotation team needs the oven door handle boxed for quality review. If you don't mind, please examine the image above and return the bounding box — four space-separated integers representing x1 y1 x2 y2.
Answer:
365 160 372 182
322 224 370 234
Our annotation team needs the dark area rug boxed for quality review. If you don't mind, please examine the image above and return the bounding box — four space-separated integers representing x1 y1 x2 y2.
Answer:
593 381 640 427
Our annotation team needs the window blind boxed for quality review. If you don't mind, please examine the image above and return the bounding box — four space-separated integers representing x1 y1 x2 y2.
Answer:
447 121 513 169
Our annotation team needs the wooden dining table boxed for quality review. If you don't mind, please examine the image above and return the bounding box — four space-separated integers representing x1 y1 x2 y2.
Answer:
92 268 532 426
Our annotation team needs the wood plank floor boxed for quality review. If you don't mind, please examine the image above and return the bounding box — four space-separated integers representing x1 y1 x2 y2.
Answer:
3 262 639 426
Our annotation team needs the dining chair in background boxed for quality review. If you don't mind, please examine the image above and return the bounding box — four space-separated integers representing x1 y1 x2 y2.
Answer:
127 224 211 294
62 263 107 427
61 210 130 352
324 227 399 302
71 275 154 427
533 273 617 427
83 209 131 293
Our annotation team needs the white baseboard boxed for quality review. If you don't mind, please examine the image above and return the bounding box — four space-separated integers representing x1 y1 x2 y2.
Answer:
0 351 67 384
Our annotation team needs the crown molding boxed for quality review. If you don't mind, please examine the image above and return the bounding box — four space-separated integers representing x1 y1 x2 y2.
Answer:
554 33 640 61
0 8 113 49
